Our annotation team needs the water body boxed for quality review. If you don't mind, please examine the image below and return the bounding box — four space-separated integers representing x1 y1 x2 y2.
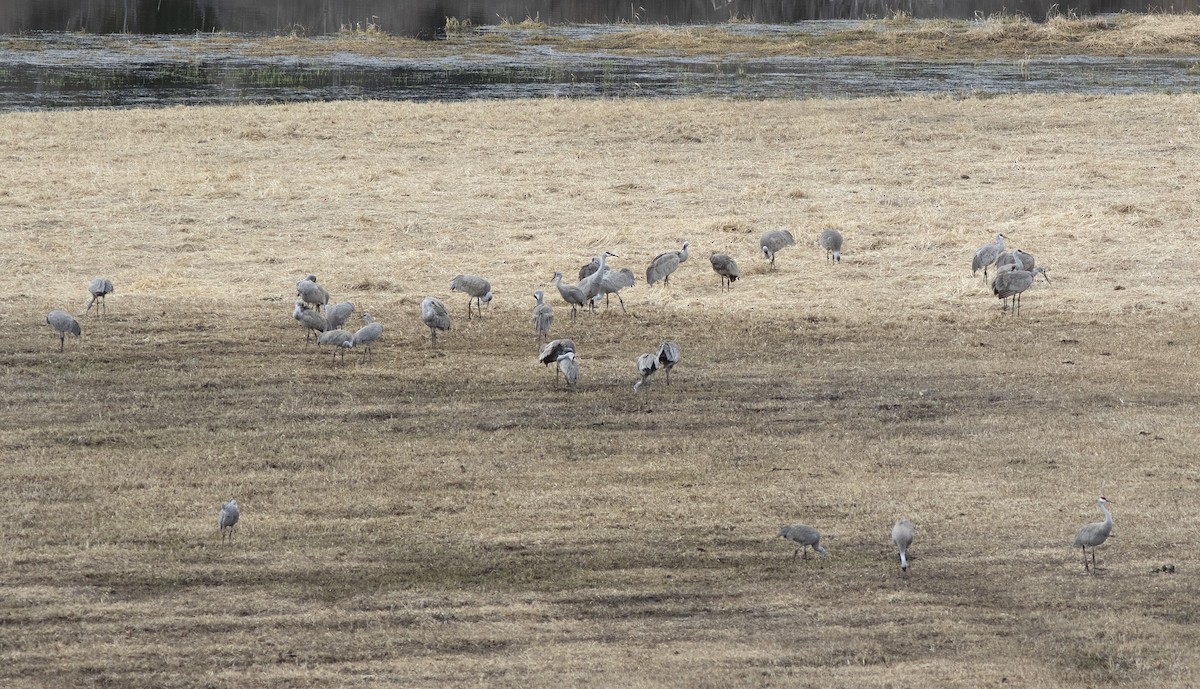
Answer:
0 27 1197 111
2 0 1196 35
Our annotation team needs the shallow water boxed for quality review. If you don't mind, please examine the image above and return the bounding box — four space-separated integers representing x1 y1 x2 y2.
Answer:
0 27 1197 111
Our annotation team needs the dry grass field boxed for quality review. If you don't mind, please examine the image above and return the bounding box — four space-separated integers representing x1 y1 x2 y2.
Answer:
2 94 1200 687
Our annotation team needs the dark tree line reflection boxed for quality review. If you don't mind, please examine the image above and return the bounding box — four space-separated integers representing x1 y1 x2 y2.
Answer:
1 0 1194 35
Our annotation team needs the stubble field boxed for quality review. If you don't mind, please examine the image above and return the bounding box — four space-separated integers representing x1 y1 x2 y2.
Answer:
1 94 1199 687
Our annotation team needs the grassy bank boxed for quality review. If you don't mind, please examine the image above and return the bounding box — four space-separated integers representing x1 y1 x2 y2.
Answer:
1 95 1199 687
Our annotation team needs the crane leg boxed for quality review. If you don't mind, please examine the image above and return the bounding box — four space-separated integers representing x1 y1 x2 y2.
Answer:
616 294 627 314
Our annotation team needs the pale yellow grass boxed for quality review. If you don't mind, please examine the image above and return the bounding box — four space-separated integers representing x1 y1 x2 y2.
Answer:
1 96 1199 688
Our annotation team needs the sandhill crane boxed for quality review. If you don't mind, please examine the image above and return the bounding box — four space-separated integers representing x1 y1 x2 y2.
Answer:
450 274 493 320
995 250 1018 272
819 228 844 263
971 233 1008 281
317 328 355 363
657 341 681 385
557 352 579 390
293 300 328 345
420 297 451 347
646 241 690 287
85 277 114 316
578 256 600 281
539 339 576 382
892 519 915 576
709 254 740 289
296 274 330 312
993 266 1049 316
1014 248 1036 271
46 310 81 352
633 352 659 409
577 251 618 302
778 524 828 560
325 301 355 330
353 312 383 362
760 230 795 270
532 290 554 342
593 267 636 313
1073 496 1115 574
553 272 587 321
219 499 239 542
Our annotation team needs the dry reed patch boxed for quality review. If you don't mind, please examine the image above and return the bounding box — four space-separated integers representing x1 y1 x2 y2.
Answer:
2 96 1200 687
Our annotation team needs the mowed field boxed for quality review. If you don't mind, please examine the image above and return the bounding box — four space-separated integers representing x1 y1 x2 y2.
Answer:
2 95 1199 687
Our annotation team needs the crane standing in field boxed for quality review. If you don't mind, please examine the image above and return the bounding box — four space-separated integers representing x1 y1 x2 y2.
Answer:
296 274 330 312
553 271 587 321
532 290 554 342
86 277 114 317
971 233 1008 281
993 266 1049 315
317 329 354 363
420 297 452 347
709 253 740 289
557 352 579 391
353 312 383 362
892 519 915 576
219 499 240 542
577 251 618 308
818 228 843 263
594 267 636 313
778 524 829 561
646 241 690 287
632 352 659 410
46 310 81 352
450 274 493 320
293 301 328 345
760 230 795 270
1073 496 1115 574
324 301 356 330
656 341 681 385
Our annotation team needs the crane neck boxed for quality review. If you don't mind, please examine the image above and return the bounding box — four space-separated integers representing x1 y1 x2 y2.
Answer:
1099 502 1113 525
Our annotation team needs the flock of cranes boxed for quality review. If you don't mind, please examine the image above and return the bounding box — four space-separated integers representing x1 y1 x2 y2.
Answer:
780 499 1114 576
43 229 1092 573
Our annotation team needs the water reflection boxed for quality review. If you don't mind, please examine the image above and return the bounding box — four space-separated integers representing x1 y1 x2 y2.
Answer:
1 29 1196 111
2 0 1196 35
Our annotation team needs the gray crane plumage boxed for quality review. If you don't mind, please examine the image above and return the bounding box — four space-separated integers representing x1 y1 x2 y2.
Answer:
353 312 383 362
593 267 636 313
557 352 579 390
892 519 915 575
646 241 690 286
633 352 659 409
760 230 795 269
420 297 451 346
709 254 740 289
995 250 1018 272
818 228 844 263
86 277 114 316
46 309 81 352
293 300 328 345
578 257 600 281
219 499 239 542
1073 496 1114 573
993 266 1049 316
657 341 681 385
317 328 355 363
450 274 493 320
553 272 587 321
324 301 356 330
577 251 618 309
778 524 829 560
1014 248 1036 271
296 274 330 312
971 233 1008 280
539 339 576 383
532 290 554 342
